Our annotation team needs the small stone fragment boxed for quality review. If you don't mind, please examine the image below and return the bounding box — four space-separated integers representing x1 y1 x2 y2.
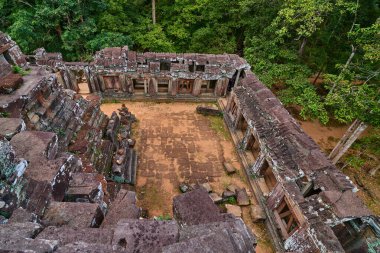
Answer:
222 190 236 199
250 205 266 222
209 193 223 204
225 204 242 217
223 162 236 174
227 184 240 193
179 183 190 193
201 182 212 193
236 188 250 206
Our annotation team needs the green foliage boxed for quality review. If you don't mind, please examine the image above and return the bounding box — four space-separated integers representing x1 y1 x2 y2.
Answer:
155 214 172 221
352 128 380 156
12 65 29 76
224 196 237 205
0 111 10 118
344 155 366 170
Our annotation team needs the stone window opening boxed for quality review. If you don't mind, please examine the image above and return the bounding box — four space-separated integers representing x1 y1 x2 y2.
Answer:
103 75 121 91
296 177 322 198
196 65 205 72
133 79 145 94
160 61 171 71
189 63 195 72
157 79 169 94
261 162 277 192
200 80 217 94
3 50 14 65
274 197 300 239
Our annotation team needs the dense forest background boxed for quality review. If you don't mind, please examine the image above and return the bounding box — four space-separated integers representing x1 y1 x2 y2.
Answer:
0 0 379 128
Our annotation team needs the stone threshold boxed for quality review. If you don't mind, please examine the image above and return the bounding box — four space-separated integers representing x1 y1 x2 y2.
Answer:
217 98 285 252
101 94 219 103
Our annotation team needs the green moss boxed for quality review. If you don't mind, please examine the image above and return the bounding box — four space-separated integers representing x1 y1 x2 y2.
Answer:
207 115 230 140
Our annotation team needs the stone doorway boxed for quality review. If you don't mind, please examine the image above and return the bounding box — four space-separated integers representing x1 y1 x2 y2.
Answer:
177 79 193 94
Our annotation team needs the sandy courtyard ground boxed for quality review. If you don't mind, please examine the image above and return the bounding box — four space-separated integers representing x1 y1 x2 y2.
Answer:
101 101 274 252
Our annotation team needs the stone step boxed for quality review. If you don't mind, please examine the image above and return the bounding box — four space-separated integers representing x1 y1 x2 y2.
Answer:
36 226 114 246
112 219 179 253
0 118 25 140
101 190 140 227
42 202 104 228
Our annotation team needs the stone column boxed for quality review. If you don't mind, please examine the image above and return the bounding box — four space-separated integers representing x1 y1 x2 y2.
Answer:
234 69 242 87
233 110 242 130
215 78 226 96
144 79 147 94
168 79 173 94
192 78 202 96
241 126 254 150
120 74 127 92
251 152 266 175
171 79 178 96
99 75 106 92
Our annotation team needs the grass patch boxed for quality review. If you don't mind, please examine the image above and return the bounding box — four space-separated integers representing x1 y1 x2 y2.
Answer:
12 65 30 76
207 115 230 140
102 99 120 104
0 112 10 118
155 214 172 221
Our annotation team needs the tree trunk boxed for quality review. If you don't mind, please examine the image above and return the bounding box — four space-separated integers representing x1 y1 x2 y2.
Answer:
329 45 356 94
152 0 156 25
299 37 307 57
329 119 368 164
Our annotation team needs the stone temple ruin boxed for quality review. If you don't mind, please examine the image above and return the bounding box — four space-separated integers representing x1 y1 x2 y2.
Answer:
0 31 379 252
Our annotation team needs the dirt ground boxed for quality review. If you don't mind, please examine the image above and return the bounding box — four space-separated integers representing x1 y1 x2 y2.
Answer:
101 101 274 253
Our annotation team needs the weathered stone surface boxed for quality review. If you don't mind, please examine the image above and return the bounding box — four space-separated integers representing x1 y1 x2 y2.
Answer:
0 222 42 238
0 118 25 140
55 241 124 253
112 219 179 253
225 204 242 217
164 218 257 253
250 205 266 222
65 173 104 203
102 189 140 227
173 188 228 226
0 237 58 253
236 188 250 206
222 190 236 199
223 162 236 174
8 207 38 223
42 202 104 228
37 226 114 245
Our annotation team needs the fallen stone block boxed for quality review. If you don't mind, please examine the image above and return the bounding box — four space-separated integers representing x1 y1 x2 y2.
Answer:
37 226 114 245
196 105 222 117
0 237 58 253
174 188 227 226
0 222 42 239
178 218 256 251
42 202 104 228
0 118 25 140
250 205 266 222
223 162 236 174
236 188 250 206
209 192 223 204
200 182 212 193
112 219 179 253
227 184 240 193
225 204 242 218
8 207 39 223
101 189 140 227
64 173 104 203
222 190 236 199
55 241 123 253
